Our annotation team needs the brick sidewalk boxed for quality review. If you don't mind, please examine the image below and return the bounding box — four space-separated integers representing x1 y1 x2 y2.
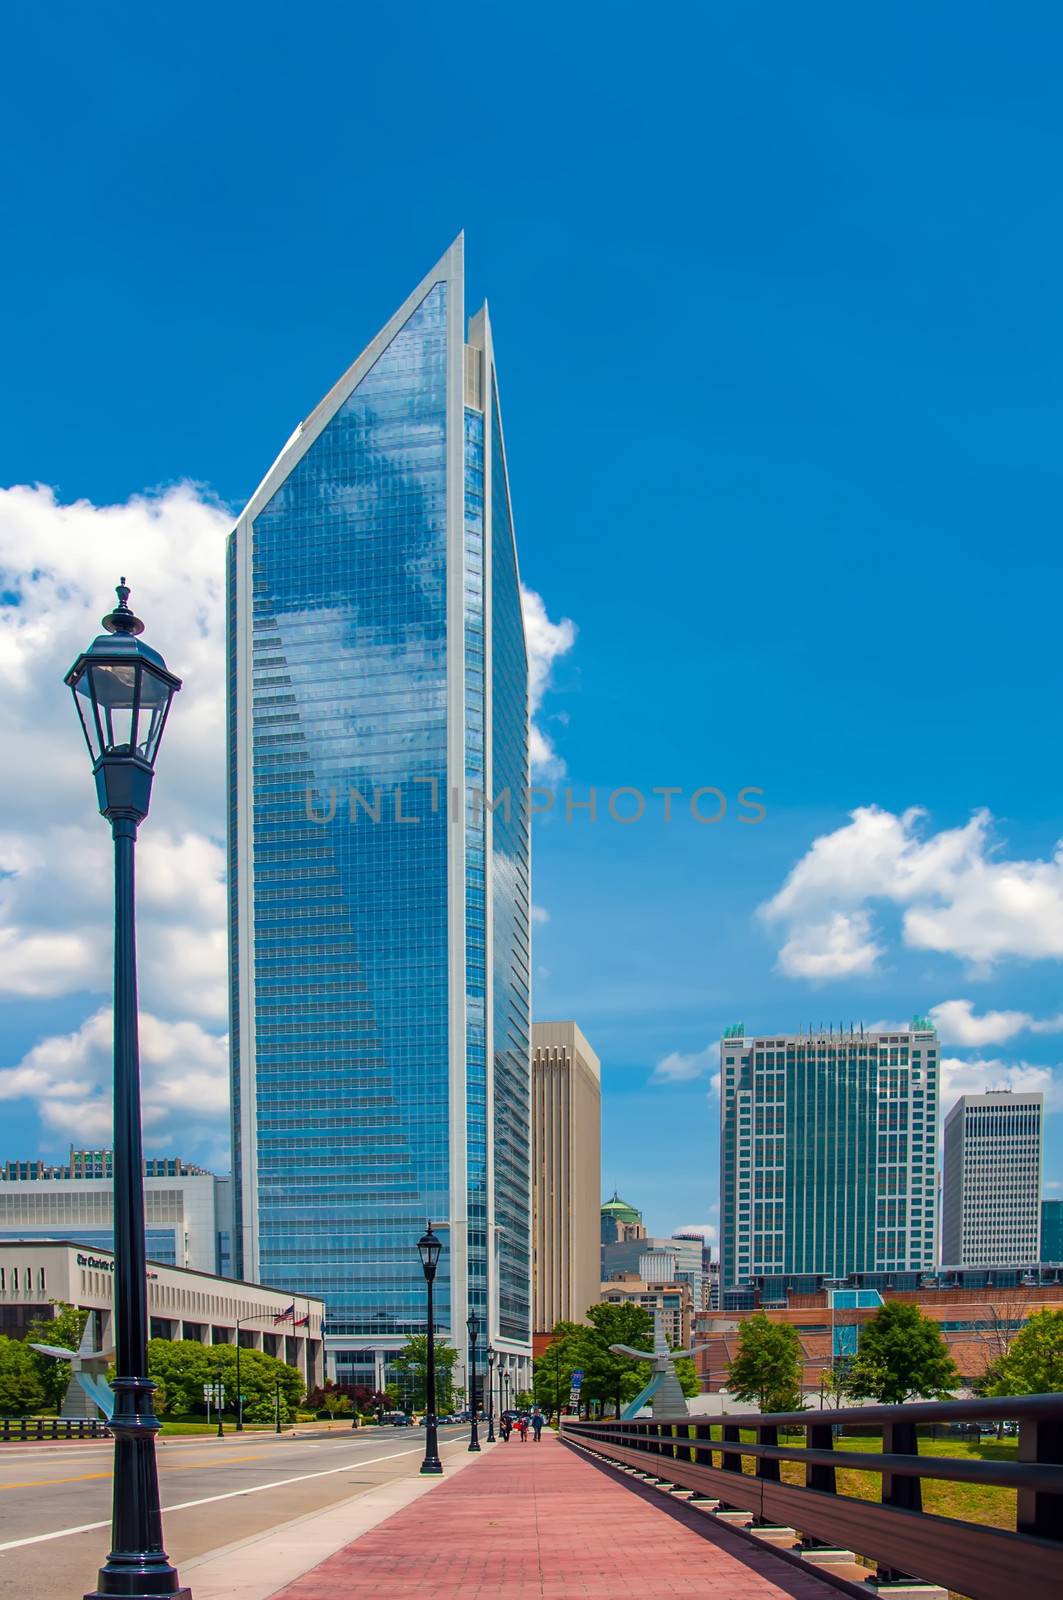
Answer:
272 1430 840 1598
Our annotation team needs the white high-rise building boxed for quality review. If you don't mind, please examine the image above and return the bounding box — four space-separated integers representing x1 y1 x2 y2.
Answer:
941 1091 1043 1267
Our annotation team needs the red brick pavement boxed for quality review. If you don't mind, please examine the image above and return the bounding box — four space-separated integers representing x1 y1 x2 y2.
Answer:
273 1430 841 1598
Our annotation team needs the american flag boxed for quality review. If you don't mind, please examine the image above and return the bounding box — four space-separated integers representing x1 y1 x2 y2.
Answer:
273 1303 295 1325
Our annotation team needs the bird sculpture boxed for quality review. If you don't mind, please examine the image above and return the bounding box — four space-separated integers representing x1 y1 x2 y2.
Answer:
609 1308 712 1419
31 1314 115 1420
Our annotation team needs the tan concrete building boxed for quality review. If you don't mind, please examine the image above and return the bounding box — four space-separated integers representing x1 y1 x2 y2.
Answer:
532 1022 601 1334
600 1273 694 1348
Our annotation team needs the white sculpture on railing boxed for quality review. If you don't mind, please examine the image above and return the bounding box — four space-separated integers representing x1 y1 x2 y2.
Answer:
609 1308 711 1419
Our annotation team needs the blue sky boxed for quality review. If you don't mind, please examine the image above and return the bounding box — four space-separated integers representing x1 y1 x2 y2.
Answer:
1 3 1061 1238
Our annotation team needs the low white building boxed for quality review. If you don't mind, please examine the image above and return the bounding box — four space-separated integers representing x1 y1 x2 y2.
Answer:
0 1239 324 1389
0 1151 233 1276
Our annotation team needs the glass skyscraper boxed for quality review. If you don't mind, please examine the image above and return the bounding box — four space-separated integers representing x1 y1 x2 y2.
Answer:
227 237 532 1390
719 1024 939 1292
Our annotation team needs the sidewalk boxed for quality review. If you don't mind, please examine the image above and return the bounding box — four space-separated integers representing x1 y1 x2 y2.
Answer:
271 1430 840 1599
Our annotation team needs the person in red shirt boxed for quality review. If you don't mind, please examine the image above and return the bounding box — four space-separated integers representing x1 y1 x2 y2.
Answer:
516 1414 529 1442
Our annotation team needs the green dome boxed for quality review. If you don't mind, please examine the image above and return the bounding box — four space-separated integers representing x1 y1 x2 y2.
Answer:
601 1192 642 1226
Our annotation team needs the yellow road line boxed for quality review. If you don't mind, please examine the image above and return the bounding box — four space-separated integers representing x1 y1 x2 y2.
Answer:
0 1452 266 1491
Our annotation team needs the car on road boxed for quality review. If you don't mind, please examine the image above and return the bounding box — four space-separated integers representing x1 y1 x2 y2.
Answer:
382 1411 411 1426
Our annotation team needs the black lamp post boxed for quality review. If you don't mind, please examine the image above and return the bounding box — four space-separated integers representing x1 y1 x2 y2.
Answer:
466 1311 481 1452
416 1224 443 1474
234 1319 247 1432
275 1377 282 1434
214 1356 224 1438
65 581 187 1600
486 1346 496 1442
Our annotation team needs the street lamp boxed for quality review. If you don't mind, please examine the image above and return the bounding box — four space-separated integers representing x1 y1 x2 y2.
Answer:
214 1355 224 1438
416 1223 443 1474
65 581 187 1600
466 1310 481 1452
486 1346 497 1442
275 1376 282 1434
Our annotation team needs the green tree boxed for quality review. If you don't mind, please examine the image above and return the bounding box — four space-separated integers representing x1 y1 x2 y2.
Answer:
983 1309 1063 1396
727 1314 804 1412
391 1335 459 1412
144 1339 303 1418
533 1305 699 1420
23 1301 90 1411
846 1301 960 1404
0 1336 48 1415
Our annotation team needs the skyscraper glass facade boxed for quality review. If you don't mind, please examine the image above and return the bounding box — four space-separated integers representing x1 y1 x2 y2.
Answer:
720 1027 938 1289
228 240 531 1381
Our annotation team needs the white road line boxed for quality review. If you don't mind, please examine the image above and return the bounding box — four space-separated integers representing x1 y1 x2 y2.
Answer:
0 1436 469 1554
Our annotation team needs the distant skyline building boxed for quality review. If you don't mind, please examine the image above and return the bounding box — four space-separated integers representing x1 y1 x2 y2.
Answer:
0 1150 231 1275
227 237 532 1391
601 1192 645 1247
602 1234 709 1311
1042 1199 1063 1264
531 1022 601 1333
720 1024 939 1290
942 1091 1043 1267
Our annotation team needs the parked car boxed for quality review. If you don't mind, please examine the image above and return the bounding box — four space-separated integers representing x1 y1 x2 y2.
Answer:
383 1411 411 1427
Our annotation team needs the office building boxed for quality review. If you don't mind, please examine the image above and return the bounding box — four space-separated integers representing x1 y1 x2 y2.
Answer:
720 1024 939 1289
531 1022 601 1333
602 1234 709 1310
0 1240 323 1401
227 237 532 1393
0 1150 232 1275
600 1272 693 1348
601 1192 645 1246
942 1091 1043 1267
1042 1199 1063 1264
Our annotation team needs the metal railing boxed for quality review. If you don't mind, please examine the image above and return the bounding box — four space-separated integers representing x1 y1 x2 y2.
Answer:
1 1416 110 1442
562 1394 1063 1600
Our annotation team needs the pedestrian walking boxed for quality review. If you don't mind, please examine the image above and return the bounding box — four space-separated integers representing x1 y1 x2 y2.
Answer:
531 1409 544 1441
517 1413 529 1442
500 1413 511 1442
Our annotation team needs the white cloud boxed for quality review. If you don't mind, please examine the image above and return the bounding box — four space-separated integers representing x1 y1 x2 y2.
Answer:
520 585 576 778
531 904 550 925
761 805 1063 979
940 1055 1060 1116
0 1008 229 1149
652 1040 720 1084
0 483 231 1028
929 999 1035 1047
778 910 882 980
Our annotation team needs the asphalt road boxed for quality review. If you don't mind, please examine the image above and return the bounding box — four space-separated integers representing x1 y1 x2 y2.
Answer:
0 1423 471 1600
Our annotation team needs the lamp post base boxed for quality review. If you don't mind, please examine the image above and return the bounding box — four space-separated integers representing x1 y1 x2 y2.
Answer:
86 1589 192 1600
85 1559 191 1600
419 1458 443 1474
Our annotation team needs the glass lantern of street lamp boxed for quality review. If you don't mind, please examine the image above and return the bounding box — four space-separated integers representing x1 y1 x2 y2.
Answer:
64 580 182 822
417 1223 441 1281
466 1309 479 1341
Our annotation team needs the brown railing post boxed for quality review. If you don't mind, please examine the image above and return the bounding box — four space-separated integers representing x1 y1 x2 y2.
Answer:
756 1422 781 1482
1017 1409 1063 1540
805 1419 837 1493
881 1419 922 1512
876 1417 921 1586
722 1422 744 1474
